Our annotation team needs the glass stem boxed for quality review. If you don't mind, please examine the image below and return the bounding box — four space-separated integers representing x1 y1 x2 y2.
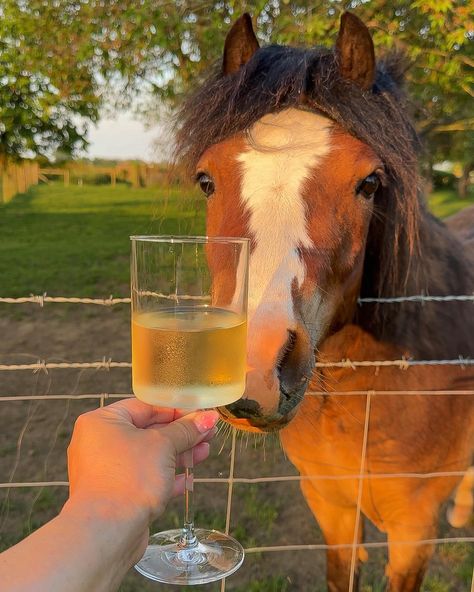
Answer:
180 449 197 547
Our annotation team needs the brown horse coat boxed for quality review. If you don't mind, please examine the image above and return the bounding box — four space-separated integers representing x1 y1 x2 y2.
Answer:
176 11 474 591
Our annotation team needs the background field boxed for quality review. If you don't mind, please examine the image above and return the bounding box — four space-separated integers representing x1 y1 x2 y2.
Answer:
0 183 473 591
0 183 473 297
0 184 205 297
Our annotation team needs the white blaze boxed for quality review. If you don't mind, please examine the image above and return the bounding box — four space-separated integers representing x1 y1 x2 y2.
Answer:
238 108 332 368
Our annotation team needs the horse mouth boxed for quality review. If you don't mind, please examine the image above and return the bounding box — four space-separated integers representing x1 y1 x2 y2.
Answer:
217 405 296 433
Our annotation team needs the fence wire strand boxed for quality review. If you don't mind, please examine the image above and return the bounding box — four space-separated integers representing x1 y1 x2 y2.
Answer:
221 430 238 592
1 390 474 402
0 293 473 588
0 295 131 306
349 393 371 588
1 293 473 306
0 358 473 373
243 537 474 554
0 467 471 489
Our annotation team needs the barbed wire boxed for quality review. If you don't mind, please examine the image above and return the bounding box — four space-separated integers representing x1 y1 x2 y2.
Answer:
0 357 473 373
0 359 131 372
0 293 473 307
0 294 131 306
357 294 474 303
0 393 131 402
314 357 474 369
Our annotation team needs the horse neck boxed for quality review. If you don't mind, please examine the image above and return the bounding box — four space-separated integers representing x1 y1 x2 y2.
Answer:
357 208 474 359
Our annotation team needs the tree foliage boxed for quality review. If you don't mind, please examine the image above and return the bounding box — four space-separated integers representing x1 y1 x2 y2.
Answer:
0 1 96 157
0 0 472 161
136 0 473 154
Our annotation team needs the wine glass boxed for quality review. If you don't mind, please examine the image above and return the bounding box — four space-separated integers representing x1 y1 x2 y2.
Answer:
130 235 249 585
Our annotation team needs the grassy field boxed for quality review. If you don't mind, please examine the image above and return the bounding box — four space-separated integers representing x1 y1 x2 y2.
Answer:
0 183 204 297
427 187 474 218
0 183 473 297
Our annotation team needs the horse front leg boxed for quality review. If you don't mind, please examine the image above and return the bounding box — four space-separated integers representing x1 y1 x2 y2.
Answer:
300 480 365 592
385 522 436 592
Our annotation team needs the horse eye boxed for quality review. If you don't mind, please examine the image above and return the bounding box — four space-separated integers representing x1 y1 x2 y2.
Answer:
357 174 380 199
196 172 215 198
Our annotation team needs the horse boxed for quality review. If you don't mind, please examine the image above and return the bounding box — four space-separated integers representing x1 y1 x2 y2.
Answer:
175 12 474 591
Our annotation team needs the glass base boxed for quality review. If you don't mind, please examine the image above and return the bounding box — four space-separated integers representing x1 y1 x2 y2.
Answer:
134 528 245 585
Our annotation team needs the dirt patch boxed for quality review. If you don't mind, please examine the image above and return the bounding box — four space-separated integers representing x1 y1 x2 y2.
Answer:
0 306 472 591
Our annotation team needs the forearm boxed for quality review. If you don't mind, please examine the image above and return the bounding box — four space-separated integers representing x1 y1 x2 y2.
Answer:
0 497 148 592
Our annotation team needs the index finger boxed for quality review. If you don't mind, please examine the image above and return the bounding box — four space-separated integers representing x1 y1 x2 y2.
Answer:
102 398 191 428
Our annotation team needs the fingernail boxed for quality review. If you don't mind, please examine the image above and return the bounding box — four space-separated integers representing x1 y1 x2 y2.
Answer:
194 410 219 433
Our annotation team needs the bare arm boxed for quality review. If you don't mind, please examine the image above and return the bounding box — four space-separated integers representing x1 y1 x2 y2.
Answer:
0 400 219 592
0 498 148 592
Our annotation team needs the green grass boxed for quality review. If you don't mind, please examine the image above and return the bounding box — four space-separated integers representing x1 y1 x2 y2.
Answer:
427 186 474 219
440 543 474 585
421 576 451 592
0 183 204 297
232 484 280 549
0 183 471 297
234 576 290 591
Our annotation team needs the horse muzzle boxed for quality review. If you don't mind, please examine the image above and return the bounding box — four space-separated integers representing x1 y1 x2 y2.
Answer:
218 402 300 433
218 329 312 432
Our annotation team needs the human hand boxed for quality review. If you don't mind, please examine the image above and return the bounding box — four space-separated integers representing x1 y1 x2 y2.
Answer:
66 399 219 525
0 400 220 591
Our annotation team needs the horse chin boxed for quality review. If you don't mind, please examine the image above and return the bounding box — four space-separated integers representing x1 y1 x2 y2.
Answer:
217 406 298 433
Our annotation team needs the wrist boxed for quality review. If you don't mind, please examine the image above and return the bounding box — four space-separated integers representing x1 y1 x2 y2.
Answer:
62 494 150 566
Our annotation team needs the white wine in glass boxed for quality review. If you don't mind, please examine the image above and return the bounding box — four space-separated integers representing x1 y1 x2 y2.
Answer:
132 307 247 408
130 236 249 585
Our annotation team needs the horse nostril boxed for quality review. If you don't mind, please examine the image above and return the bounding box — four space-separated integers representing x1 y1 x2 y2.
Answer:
276 330 298 376
277 328 312 414
280 383 292 402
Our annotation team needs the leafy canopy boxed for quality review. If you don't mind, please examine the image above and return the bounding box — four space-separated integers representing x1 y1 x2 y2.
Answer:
0 0 472 159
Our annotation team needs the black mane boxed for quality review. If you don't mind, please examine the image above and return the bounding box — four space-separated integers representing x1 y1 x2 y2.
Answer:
175 45 473 359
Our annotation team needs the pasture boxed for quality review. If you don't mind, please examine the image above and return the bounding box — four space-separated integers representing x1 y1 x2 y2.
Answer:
0 183 473 591
0 184 205 297
0 183 473 297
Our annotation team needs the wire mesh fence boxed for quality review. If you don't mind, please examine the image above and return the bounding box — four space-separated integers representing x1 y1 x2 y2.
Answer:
0 294 473 590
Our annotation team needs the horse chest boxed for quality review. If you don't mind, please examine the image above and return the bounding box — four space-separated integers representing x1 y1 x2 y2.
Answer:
280 395 365 506
280 325 474 510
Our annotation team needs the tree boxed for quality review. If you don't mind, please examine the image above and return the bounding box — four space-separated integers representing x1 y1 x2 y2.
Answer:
0 0 169 158
430 129 474 197
132 0 474 173
0 0 472 166
0 1 97 157
126 2 473 122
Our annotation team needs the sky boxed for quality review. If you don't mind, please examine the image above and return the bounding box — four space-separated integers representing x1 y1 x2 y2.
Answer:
85 112 171 162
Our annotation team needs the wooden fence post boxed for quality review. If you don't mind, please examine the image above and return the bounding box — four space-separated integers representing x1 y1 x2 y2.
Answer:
0 159 40 202
0 155 5 203
33 162 39 185
130 164 139 188
16 163 26 194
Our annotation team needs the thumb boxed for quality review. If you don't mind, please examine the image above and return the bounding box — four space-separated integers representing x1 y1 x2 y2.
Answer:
161 410 219 454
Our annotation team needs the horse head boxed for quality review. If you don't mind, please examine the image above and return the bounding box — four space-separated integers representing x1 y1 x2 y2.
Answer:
177 12 421 432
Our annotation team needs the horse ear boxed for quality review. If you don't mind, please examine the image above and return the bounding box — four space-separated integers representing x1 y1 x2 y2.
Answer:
336 12 375 90
223 13 260 75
